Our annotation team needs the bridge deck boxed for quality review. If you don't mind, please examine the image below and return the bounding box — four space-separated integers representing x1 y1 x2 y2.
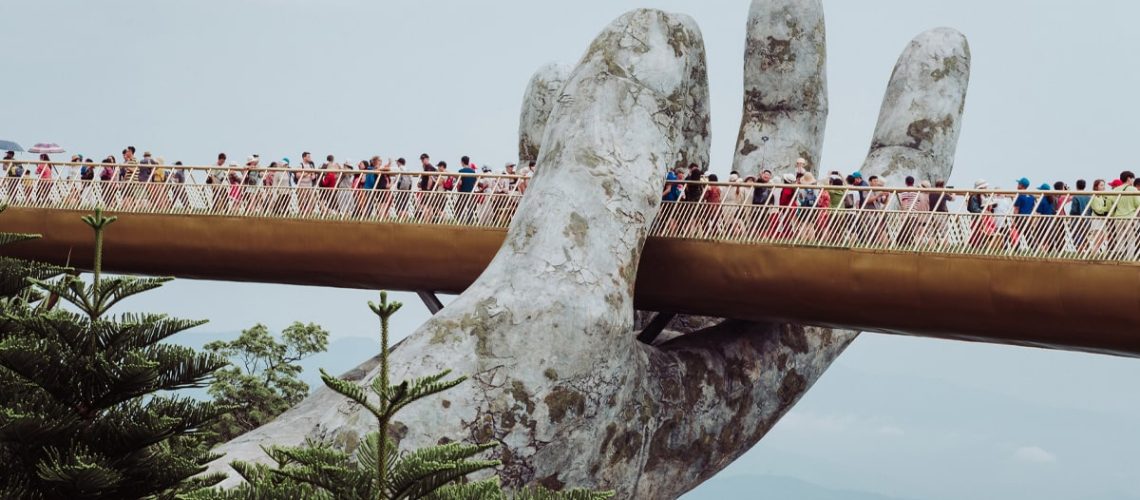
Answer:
1 207 1136 358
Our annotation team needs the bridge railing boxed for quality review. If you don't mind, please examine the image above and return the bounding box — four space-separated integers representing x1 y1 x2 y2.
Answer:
1 161 1138 263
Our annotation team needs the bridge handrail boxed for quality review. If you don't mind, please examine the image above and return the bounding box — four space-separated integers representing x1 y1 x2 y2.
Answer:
1 161 1138 264
4 160 1139 198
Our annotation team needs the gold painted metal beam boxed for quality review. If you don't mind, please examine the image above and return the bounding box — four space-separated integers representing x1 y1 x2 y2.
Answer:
1 207 1136 358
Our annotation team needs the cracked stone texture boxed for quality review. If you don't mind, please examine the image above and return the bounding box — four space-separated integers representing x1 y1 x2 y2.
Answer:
860 28 971 185
518 62 572 163
210 3 970 498
732 0 828 177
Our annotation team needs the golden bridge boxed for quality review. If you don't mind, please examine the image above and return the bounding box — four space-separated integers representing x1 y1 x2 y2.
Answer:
1 162 1137 358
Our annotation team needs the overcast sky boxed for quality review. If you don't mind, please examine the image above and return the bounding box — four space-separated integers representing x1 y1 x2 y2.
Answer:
5 1 1140 499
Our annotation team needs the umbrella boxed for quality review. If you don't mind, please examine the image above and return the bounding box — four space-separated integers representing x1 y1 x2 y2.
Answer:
0 140 22 152
28 143 65 154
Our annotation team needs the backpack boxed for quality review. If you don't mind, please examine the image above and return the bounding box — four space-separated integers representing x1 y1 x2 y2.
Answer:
442 177 455 191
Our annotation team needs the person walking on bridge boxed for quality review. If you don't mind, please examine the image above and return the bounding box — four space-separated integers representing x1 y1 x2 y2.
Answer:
1110 171 1139 258
1011 177 1036 250
456 156 478 222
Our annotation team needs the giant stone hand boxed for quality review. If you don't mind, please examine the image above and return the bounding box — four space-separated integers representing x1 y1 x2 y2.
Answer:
210 3 970 498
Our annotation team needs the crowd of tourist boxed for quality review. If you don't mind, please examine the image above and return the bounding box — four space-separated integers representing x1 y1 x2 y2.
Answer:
2 147 1138 255
1 148 539 219
660 159 1140 254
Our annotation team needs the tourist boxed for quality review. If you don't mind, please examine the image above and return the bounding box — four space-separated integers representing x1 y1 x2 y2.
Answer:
317 155 340 214
151 157 172 210
170 161 191 210
1010 177 1036 248
683 164 703 202
391 158 413 219
795 172 820 240
517 161 537 194
226 163 244 213
373 156 396 218
456 156 478 222
265 161 292 215
71 158 94 206
896 176 922 246
794 157 809 180
34 154 53 202
335 159 356 214
970 197 1002 249
721 173 749 235
357 157 379 217
137 151 156 183
849 171 868 208
435 161 454 192
660 166 687 234
700 173 723 234
419 154 437 192
296 154 318 215
497 162 519 195
1111 171 1139 257
662 166 683 202
119 147 139 210
752 169 774 205
2 150 21 201
211 153 228 184
1033 184 1058 252
296 152 315 186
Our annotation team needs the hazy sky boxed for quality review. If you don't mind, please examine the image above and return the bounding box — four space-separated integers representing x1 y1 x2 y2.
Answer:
6 1 1140 499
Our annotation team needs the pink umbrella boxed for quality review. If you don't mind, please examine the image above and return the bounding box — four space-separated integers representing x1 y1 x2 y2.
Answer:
28 143 66 154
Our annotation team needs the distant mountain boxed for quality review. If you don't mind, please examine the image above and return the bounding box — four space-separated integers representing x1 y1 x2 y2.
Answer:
683 474 921 500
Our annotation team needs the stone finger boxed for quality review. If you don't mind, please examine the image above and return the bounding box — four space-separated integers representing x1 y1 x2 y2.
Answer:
733 0 828 177
860 28 971 184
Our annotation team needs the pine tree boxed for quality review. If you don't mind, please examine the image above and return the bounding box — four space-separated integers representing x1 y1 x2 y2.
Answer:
199 292 612 500
0 211 68 497
0 209 229 498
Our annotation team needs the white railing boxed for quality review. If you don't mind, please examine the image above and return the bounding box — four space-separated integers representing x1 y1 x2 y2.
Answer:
2 161 1138 263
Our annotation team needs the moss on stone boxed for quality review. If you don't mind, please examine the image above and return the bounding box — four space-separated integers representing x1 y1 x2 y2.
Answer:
510 379 535 414
544 386 586 424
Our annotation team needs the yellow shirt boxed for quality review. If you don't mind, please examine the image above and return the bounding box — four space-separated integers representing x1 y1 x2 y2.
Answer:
1111 185 1139 218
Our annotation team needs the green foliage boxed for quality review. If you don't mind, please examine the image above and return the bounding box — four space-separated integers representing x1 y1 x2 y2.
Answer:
200 292 613 500
203 322 329 445
0 209 229 498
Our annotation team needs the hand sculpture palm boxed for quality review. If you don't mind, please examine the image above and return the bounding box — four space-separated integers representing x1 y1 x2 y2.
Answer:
212 2 970 498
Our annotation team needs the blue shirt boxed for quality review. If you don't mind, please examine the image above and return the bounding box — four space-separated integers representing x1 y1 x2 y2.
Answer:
663 172 681 201
362 167 378 190
1070 195 1090 216
1014 193 1037 214
1036 196 1056 215
458 167 477 193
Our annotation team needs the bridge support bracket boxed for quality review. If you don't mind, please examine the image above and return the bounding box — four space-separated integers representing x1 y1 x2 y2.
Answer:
417 291 445 315
637 312 676 345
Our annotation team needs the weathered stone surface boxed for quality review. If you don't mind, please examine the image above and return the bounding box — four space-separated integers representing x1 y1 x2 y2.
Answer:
518 62 572 163
861 28 971 185
732 0 827 177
